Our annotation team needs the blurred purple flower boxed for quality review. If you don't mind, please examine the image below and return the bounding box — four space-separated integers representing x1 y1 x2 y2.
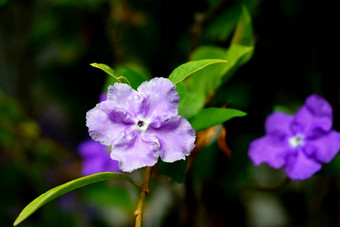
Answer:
86 78 196 172
78 139 122 176
78 93 122 175
249 94 340 180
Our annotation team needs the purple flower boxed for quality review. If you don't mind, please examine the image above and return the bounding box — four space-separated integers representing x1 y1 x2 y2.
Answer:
249 94 340 180
78 139 122 175
78 92 122 175
86 78 196 172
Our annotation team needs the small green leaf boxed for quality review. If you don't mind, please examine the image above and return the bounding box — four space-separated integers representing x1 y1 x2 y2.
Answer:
168 59 228 84
91 63 117 78
13 172 139 226
189 107 247 132
91 63 130 85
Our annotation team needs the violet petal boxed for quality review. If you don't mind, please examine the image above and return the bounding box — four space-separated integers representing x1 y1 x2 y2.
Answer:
107 83 145 116
110 131 160 172
292 94 333 137
137 77 179 121
148 115 195 162
248 135 291 169
86 101 134 146
306 130 340 163
265 112 294 136
284 151 322 180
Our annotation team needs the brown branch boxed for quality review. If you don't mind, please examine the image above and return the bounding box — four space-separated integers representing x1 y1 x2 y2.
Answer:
134 166 153 227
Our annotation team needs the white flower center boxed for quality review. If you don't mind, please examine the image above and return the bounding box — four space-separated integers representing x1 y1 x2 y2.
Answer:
137 120 150 132
288 134 305 148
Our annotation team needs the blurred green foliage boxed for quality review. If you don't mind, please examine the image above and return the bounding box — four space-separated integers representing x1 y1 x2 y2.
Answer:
1 0 340 226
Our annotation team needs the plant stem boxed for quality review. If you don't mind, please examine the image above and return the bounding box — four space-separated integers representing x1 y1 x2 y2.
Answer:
134 166 153 227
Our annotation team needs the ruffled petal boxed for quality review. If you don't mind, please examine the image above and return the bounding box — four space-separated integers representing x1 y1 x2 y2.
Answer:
110 129 160 172
107 83 146 116
265 112 294 136
305 130 340 163
137 78 179 121
284 151 321 180
148 116 196 162
86 101 134 146
248 135 291 169
78 139 122 175
292 94 333 138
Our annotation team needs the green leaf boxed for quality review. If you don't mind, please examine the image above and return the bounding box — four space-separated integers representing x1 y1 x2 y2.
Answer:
189 107 247 132
178 85 205 118
231 5 253 46
13 172 139 226
168 59 228 84
91 63 117 78
178 45 253 119
91 63 130 85
222 44 254 81
176 82 186 100
190 45 253 85
157 159 189 183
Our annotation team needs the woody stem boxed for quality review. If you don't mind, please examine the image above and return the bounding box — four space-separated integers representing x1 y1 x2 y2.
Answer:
134 166 153 227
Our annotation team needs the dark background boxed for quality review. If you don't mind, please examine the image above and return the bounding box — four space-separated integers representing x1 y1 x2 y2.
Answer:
1 0 339 226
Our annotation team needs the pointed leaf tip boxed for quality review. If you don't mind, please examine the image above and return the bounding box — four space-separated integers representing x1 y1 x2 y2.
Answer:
90 63 131 85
